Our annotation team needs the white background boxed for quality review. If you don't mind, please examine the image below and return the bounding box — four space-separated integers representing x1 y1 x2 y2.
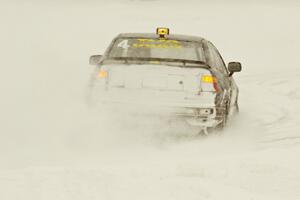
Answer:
0 0 300 199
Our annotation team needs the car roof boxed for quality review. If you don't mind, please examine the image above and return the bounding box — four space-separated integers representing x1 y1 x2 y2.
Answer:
117 33 206 42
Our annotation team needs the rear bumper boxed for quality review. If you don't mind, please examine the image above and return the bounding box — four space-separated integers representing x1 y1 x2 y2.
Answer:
173 109 223 127
88 87 223 127
183 116 222 127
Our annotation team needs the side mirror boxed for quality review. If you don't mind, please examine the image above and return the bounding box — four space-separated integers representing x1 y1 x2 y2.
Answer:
228 62 242 76
89 55 103 65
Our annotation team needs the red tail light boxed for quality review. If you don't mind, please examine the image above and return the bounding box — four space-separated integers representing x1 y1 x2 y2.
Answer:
201 75 219 93
213 79 219 93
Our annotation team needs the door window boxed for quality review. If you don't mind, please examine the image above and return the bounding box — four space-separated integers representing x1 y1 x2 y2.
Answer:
206 42 228 75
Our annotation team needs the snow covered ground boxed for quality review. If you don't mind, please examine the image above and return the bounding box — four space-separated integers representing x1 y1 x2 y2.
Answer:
0 0 300 199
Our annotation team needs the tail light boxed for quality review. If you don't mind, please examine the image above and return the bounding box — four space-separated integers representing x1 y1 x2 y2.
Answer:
97 70 108 78
201 75 219 93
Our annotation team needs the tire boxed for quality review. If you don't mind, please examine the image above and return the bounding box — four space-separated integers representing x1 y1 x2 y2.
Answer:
217 113 227 130
234 102 239 113
216 104 229 131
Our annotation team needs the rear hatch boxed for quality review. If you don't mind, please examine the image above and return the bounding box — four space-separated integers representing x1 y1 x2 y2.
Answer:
95 64 217 107
109 64 210 91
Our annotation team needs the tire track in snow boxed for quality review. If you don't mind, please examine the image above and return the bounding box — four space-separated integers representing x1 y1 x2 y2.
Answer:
240 71 300 147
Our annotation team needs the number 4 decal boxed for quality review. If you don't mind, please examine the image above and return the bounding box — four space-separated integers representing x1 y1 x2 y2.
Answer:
117 40 130 49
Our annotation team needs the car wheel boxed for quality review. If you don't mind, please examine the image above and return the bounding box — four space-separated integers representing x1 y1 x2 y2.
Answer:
218 114 227 129
235 102 239 113
216 104 229 131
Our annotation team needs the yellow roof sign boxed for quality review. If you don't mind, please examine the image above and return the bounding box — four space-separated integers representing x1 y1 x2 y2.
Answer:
156 27 169 38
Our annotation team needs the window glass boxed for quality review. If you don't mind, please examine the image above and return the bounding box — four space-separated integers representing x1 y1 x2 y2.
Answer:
108 38 206 62
206 42 227 74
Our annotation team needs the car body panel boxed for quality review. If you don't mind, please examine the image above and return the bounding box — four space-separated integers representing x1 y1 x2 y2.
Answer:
88 32 241 132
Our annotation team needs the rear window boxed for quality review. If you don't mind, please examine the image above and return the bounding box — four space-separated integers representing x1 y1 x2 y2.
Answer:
108 38 206 63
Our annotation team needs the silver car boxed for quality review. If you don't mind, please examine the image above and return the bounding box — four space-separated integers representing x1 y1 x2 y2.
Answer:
88 28 241 134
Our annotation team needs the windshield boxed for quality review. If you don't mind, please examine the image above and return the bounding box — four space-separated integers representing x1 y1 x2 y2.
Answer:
107 38 206 63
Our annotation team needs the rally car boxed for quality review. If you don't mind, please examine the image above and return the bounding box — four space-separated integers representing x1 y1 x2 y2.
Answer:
88 28 241 134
